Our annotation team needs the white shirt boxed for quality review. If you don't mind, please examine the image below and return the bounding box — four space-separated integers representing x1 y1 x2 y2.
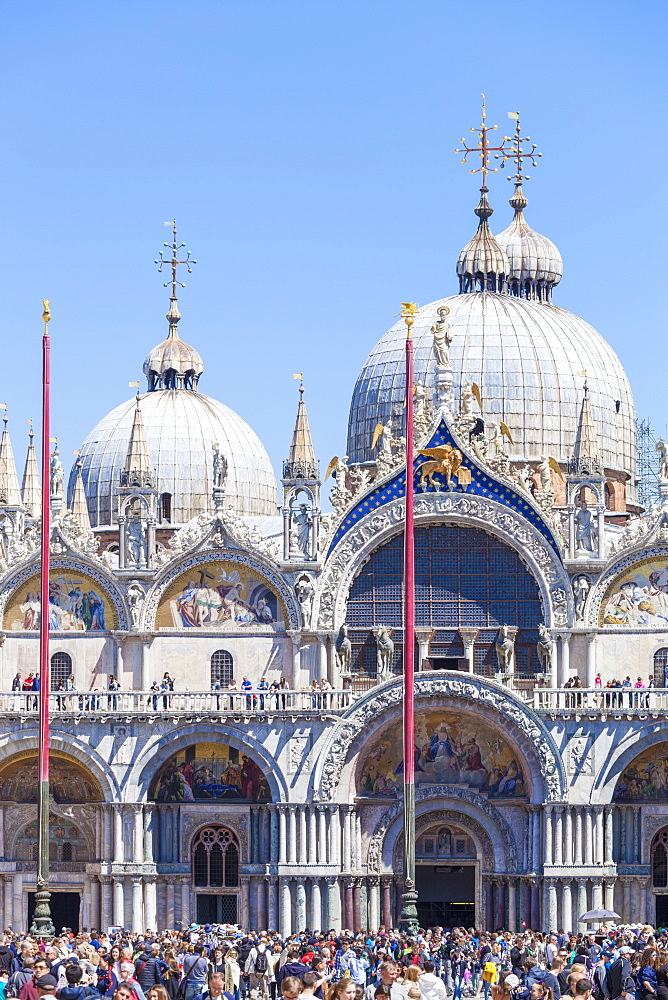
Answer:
418 974 447 1000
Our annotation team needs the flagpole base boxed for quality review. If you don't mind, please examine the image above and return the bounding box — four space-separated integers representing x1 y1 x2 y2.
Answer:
398 879 420 935
30 886 55 937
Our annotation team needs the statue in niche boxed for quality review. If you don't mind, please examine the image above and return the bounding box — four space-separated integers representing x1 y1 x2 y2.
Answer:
437 829 451 856
295 575 314 628
431 306 452 369
50 448 64 499
212 444 228 490
573 575 590 621
574 501 596 552
536 624 553 673
126 581 145 627
126 515 147 566
292 503 312 558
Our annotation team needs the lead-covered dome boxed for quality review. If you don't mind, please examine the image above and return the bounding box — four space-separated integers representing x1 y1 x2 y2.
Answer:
70 390 279 527
347 292 636 487
494 183 563 302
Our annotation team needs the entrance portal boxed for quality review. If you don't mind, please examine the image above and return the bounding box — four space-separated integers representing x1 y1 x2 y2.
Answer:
27 891 80 934
656 894 668 928
196 894 238 924
415 865 475 928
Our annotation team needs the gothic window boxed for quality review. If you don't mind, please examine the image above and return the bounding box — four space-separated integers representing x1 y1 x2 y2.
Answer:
51 652 72 690
192 826 239 888
211 650 233 688
654 648 668 688
160 493 172 523
653 829 668 888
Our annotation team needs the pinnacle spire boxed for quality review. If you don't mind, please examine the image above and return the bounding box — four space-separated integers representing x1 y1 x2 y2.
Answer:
570 380 603 476
70 460 92 531
283 383 318 480
0 413 22 506
21 424 41 517
120 395 155 488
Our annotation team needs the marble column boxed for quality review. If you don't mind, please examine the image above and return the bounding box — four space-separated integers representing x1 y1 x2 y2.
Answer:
544 806 553 866
278 806 287 864
622 878 632 924
280 878 292 937
591 879 603 912
113 876 125 927
82 875 92 932
554 807 563 866
181 879 190 927
103 804 113 862
574 809 584 866
3 875 12 931
329 806 340 865
114 804 124 863
369 877 380 932
381 879 392 930
326 876 340 932
311 878 322 932
586 634 596 688
131 876 143 932
633 808 641 863
344 880 354 930
91 877 101 932
241 877 251 929
143 804 154 863
298 807 307 865
308 808 317 865
564 808 573 867
532 808 541 871
270 805 279 863
166 880 175 929
267 877 278 932
604 807 614 866
13 872 22 930
576 879 588 928
559 634 570 687
288 808 297 864
352 879 361 932
100 876 112 932
584 809 593 865
342 806 352 872
495 879 506 929
144 877 157 933
507 880 517 934
318 806 328 864
604 879 615 914
133 805 144 864
645 879 655 926
546 879 558 932
594 807 604 865
561 879 573 934
485 880 494 930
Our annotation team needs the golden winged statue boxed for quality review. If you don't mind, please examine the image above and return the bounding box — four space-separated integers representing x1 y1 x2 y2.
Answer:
416 445 463 489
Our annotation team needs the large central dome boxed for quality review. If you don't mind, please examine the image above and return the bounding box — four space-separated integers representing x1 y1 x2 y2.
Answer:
348 292 635 483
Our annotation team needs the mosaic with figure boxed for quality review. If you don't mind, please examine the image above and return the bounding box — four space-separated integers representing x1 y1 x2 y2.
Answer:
357 710 526 799
600 556 668 627
4 570 116 632
156 561 284 629
0 752 103 803
613 744 668 801
150 742 271 802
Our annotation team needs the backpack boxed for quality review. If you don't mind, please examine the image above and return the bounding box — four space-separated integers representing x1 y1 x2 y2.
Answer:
255 951 269 975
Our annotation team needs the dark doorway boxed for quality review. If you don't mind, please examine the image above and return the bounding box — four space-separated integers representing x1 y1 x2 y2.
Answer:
430 658 464 671
196 894 237 924
28 892 80 934
415 865 475 928
656 894 668 929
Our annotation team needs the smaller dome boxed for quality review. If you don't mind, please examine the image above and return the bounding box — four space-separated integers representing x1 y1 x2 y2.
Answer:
495 183 563 302
143 297 204 391
457 186 509 293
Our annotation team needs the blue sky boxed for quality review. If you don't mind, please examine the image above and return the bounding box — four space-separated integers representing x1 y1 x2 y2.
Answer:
1 0 666 496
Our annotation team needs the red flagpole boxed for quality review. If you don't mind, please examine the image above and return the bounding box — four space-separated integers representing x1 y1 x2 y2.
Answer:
399 303 418 933
33 300 54 935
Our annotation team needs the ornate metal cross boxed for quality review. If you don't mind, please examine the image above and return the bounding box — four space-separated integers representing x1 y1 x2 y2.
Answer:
455 95 509 180
498 113 542 183
155 221 197 298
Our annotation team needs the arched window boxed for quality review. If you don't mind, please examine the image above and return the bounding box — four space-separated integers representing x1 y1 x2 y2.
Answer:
654 648 668 688
653 830 668 888
211 650 233 688
192 826 239 888
160 493 172 523
51 652 72 690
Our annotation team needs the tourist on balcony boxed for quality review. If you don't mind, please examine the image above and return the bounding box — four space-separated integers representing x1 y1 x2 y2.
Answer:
309 679 320 710
320 677 332 710
228 677 240 710
161 673 174 709
257 677 269 711
22 672 36 712
241 677 256 711
11 672 21 711
65 673 77 711
149 681 160 711
107 675 120 711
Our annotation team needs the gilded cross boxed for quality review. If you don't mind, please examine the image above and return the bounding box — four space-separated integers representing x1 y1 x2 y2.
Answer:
155 221 197 297
455 95 509 180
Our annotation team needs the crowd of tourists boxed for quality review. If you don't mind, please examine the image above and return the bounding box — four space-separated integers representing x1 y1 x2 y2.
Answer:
0 922 663 1000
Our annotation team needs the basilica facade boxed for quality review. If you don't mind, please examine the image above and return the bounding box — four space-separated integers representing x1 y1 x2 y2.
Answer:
0 144 666 938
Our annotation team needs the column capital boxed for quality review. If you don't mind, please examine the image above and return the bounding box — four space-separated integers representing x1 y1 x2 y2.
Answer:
367 875 380 886
324 877 338 888
545 878 557 889
265 875 278 885
620 876 634 886
143 875 157 885
576 877 589 888
240 875 251 886
130 875 143 886
98 875 112 885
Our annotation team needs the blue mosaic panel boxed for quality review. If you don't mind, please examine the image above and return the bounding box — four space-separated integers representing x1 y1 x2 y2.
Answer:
328 418 561 556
